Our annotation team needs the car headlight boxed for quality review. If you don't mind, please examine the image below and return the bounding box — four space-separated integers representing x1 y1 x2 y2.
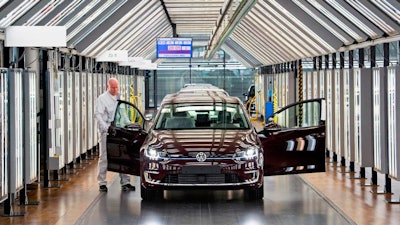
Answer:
233 146 259 161
144 146 169 161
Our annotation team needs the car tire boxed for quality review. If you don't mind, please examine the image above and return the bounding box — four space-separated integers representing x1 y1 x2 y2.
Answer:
244 184 264 201
141 185 163 201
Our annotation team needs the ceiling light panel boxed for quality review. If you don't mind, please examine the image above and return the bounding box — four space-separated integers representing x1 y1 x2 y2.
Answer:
306 0 366 42
255 2 320 58
292 0 353 45
0 0 40 27
371 0 400 24
45 0 86 26
230 30 276 65
0 0 9 8
63 0 101 30
22 0 66 26
67 0 118 41
163 0 225 35
245 7 307 59
326 0 383 38
234 22 287 63
346 0 399 35
267 0 336 54
81 0 161 57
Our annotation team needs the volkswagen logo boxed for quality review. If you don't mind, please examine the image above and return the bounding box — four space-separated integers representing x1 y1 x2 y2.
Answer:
196 152 207 162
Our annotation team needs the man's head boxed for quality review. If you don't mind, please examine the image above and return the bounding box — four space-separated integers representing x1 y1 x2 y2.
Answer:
107 78 119 96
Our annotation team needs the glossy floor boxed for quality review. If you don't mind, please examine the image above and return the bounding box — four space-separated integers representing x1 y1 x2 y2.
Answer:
0 156 399 225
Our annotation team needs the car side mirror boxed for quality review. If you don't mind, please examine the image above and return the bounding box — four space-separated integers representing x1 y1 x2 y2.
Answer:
260 117 281 135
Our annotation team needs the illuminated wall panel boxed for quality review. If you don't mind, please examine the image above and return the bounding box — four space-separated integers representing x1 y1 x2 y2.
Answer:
306 71 313 100
138 74 146 113
0 69 8 203
23 70 38 183
312 71 319 98
9 69 24 192
341 69 355 162
81 72 87 154
64 71 74 164
387 66 400 180
325 70 333 152
319 70 325 98
47 70 64 170
353 68 374 167
256 73 265 119
92 73 98 148
74 71 81 158
332 69 341 156
87 72 93 150
120 74 127 101
372 68 388 174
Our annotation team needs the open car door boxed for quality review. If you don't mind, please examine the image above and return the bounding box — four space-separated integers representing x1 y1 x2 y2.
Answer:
259 98 326 176
106 100 148 176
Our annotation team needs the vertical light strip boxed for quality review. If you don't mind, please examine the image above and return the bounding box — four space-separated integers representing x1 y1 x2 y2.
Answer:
325 70 332 154
372 68 381 169
387 67 397 178
343 69 350 160
353 68 361 164
334 70 341 155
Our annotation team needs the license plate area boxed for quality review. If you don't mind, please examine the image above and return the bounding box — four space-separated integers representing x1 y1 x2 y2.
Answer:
182 166 221 174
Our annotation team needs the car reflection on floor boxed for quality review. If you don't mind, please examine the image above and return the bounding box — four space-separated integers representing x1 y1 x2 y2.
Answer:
75 175 354 225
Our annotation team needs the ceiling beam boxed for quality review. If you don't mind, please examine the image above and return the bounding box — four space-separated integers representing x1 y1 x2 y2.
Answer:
160 0 177 37
204 0 256 60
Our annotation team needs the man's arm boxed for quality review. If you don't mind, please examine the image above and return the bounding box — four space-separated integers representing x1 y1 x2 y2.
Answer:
94 98 109 132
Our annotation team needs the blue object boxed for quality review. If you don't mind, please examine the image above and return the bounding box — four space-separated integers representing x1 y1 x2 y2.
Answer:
265 101 273 121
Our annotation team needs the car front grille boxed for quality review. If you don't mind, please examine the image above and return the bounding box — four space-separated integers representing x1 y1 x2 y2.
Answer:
162 173 240 184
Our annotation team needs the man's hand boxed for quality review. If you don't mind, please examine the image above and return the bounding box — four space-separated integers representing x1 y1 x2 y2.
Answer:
107 125 117 136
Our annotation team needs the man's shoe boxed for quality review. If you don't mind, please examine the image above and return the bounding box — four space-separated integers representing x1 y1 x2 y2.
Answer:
99 185 108 192
121 184 135 191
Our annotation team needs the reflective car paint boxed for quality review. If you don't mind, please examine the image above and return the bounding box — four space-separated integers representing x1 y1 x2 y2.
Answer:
139 129 263 189
106 96 326 200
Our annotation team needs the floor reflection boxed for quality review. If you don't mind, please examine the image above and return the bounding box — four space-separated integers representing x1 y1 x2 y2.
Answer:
76 175 355 225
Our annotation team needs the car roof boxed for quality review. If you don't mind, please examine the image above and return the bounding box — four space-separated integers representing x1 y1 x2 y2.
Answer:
178 84 229 96
161 86 242 105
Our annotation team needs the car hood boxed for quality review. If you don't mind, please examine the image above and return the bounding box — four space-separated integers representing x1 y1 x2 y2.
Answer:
145 129 260 154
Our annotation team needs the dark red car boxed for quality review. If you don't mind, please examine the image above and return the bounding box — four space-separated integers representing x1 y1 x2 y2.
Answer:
106 89 325 201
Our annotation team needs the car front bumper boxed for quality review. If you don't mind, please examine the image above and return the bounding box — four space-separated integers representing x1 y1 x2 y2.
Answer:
141 158 263 189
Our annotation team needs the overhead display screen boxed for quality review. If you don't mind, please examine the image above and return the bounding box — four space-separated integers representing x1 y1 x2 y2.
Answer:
156 37 193 58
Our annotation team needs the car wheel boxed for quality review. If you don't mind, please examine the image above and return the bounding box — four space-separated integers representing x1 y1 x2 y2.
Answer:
244 184 264 201
141 185 163 201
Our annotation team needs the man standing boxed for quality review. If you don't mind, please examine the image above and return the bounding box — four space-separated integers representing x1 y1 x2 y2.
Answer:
94 77 135 192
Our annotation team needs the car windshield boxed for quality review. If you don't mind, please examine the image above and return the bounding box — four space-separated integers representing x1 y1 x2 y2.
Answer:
154 103 250 130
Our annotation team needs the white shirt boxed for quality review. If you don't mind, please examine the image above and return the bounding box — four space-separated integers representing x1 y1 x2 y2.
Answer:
94 91 118 133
